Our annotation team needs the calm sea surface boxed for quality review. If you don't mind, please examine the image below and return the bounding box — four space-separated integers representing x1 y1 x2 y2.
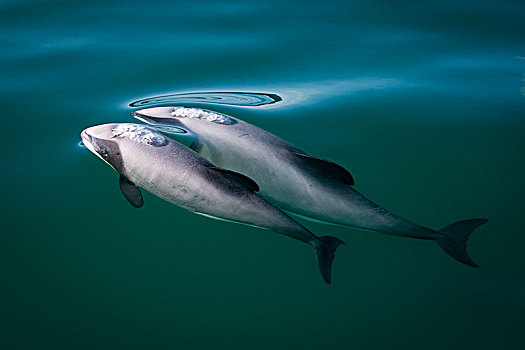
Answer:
1 0 524 349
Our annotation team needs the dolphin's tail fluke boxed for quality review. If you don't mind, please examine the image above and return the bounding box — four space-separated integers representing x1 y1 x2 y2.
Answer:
435 218 488 268
314 236 345 284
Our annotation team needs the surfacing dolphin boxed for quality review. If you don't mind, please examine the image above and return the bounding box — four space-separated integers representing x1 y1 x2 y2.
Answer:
81 123 344 284
132 106 487 268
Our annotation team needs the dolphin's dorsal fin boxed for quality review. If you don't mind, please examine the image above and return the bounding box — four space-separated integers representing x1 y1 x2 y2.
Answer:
119 175 144 208
210 167 260 192
292 152 355 185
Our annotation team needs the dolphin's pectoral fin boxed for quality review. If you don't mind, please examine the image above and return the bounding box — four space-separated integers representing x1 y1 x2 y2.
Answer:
292 152 355 185
210 167 260 192
119 175 144 208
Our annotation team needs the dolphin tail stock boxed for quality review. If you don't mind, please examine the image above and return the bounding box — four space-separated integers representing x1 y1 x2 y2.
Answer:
314 236 345 284
435 218 488 268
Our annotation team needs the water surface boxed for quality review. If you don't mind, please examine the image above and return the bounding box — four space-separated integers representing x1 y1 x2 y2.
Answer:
1 0 524 349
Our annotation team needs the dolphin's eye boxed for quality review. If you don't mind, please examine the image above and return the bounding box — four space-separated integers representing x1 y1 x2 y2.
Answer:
170 107 234 125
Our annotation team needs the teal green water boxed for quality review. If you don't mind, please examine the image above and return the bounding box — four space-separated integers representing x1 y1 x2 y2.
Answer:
1 0 524 349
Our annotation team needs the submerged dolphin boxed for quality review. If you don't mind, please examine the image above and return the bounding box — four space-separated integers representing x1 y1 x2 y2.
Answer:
132 106 488 267
81 123 344 283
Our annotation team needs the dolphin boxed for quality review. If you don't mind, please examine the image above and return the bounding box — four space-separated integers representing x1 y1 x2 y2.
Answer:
81 123 344 284
132 106 488 268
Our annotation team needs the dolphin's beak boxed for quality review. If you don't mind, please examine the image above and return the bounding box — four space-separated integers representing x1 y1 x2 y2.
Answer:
80 129 90 145
131 107 184 128
131 107 174 119
130 110 152 119
130 110 145 121
130 110 148 118
80 129 98 158
131 110 161 125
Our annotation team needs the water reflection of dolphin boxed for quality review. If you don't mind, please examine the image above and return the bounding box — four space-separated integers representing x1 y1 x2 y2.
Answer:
81 123 344 284
132 107 488 268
